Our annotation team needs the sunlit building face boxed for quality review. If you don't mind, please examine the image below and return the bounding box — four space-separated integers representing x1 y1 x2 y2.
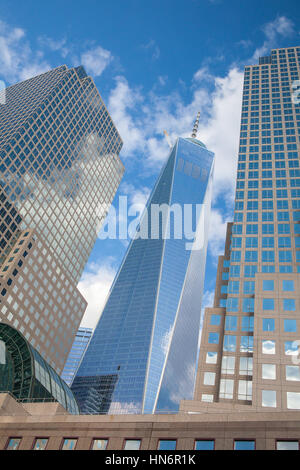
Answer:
195 46 300 412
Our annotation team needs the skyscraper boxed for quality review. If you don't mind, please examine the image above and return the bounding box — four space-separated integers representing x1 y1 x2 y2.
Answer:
194 46 300 411
0 66 124 373
61 327 93 386
72 129 215 414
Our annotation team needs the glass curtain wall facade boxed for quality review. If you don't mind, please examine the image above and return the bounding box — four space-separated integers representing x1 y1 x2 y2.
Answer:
0 66 124 373
72 136 215 414
0 323 79 414
195 46 300 412
61 327 93 386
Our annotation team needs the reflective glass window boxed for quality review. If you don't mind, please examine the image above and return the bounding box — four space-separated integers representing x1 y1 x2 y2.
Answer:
6 438 21 450
262 318 275 331
287 392 300 409
283 299 296 311
262 364 276 379
124 440 141 450
284 319 297 332
263 298 274 310
61 438 77 450
262 340 275 354
234 441 255 450
276 441 299 450
91 439 108 450
195 440 214 450
262 390 276 407
33 438 48 450
286 366 300 381
158 440 176 450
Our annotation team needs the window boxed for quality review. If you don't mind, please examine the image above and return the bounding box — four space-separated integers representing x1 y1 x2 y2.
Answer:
234 440 255 450
33 438 48 450
242 298 254 313
225 316 237 331
244 265 257 278
283 299 296 311
287 392 300 409
240 336 253 353
286 366 300 381
262 390 276 407
276 441 299 450
221 356 235 374
226 298 239 312
5 438 21 450
284 319 297 332
263 280 274 291
201 394 213 402
263 298 275 310
91 439 108 450
262 364 276 380
124 440 141 450
219 379 234 399
278 237 291 248
206 352 217 364
262 340 276 354
195 440 214 450
204 372 215 386
228 281 240 294
262 318 275 332
239 357 253 376
241 316 254 332
243 281 255 294
238 380 252 400
210 314 221 326
285 341 299 356
223 335 236 352
61 438 77 450
208 332 219 344
158 440 176 450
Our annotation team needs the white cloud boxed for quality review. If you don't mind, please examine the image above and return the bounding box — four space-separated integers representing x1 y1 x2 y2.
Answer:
199 289 215 341
199 68 243 200
201 289 215 316
108 66 242 203
0 20 50 83
193 66 214 83
38 35 69 58
208 208 228 259
120 182 151 207
252 16 295 61
108 76 145 156
158 75 167 86
80 45 113 77
141 39 160 60
78 259 117 328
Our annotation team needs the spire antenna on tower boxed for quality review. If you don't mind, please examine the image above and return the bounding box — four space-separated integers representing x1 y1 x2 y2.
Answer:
191 111 201 138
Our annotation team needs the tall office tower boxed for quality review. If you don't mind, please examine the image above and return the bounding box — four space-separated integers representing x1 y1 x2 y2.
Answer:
193 46 300 412
72 126 215 415
61 327 93 386
0 66 124 374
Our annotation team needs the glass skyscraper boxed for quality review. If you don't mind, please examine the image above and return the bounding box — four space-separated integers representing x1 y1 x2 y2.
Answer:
194 46 300 412
61 327 93 386
72 134 215 414
0 66 124 373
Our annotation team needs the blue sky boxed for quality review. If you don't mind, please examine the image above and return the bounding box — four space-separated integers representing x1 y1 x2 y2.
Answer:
0 0 299 326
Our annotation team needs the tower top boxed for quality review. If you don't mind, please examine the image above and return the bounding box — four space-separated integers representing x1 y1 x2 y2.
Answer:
191 111 201 138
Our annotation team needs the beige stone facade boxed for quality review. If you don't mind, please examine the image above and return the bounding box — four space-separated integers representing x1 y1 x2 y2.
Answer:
195 46 300 412
1 393 300 450
0 229 86 373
